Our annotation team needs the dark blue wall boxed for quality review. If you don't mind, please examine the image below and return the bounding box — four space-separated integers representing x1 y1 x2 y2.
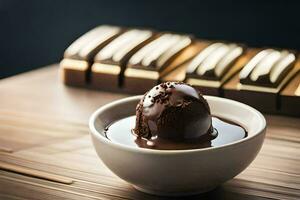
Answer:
0 0 299 78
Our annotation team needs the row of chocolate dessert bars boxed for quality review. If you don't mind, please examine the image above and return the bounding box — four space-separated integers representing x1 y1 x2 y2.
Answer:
60 25 300 116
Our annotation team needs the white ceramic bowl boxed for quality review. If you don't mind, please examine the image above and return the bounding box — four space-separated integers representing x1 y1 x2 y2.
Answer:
89 96 266 196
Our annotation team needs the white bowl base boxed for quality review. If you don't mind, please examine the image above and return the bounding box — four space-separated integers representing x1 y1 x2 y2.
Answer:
133 185 217 196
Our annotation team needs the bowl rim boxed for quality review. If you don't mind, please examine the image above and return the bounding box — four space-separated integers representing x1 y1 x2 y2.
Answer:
89 95 266 154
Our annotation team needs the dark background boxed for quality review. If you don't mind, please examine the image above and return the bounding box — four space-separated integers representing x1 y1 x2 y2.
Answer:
0 0 299 79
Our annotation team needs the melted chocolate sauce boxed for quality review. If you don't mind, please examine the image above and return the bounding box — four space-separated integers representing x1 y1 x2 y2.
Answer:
105 116 247 150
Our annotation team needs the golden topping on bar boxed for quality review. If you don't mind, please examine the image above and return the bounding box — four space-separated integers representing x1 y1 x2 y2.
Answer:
128 33 192 71
64 25 122 60
239 49 296 87
186 43 243 80
94 29 153 64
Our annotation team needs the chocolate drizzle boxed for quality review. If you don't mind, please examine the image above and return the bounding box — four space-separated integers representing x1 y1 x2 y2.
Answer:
133 82 214 146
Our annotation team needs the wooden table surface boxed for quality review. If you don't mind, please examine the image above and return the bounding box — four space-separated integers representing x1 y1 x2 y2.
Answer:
0 65 299 200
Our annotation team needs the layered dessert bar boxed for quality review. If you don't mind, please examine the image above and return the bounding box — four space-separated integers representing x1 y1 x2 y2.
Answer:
164 42 247 96
223 48 297 113
60 25 122 86
123 33 208 94
90 29 156 91
279 57 300 116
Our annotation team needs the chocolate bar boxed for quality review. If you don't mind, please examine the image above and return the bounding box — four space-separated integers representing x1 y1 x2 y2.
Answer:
122 34 209 94
223 49 297 113
164 42 247 96
280 58 300 116
60 25 122 86
90 29 155 92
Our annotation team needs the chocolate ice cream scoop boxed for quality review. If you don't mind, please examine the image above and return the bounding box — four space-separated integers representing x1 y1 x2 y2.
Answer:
133 82 214 142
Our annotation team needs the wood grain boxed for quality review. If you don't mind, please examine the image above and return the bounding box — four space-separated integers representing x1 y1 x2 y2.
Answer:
0 64 299 200
0 161 73 184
